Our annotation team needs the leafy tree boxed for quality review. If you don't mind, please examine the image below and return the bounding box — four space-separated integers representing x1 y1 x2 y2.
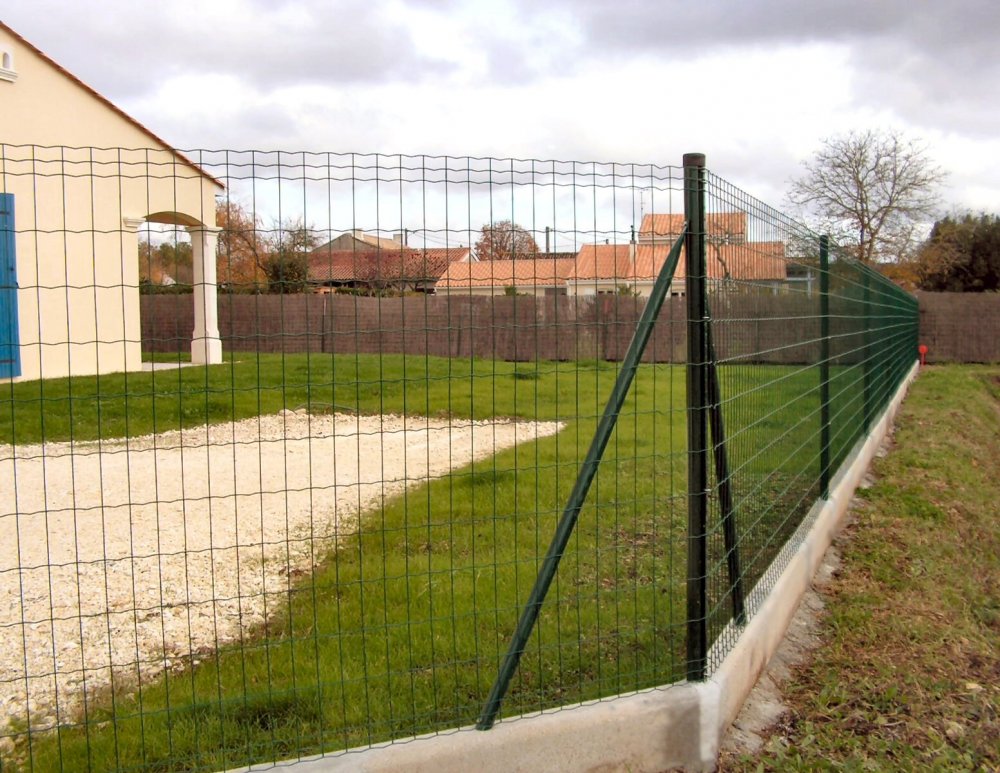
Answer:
474 220 539 261
264 219 319 294
914 213 1000 292
789 129 945 263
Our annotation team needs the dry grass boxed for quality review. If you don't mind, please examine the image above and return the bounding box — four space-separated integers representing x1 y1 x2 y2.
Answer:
721 365 1000 772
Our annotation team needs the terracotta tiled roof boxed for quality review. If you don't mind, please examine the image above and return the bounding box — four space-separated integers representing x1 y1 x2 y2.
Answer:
437 258 576 288
639 212 747 240
568 244 672 282
703 242 786 281
422 247 472 265
568 241 787 283
0 21 223 189
308 246 469 284
308 251 365 283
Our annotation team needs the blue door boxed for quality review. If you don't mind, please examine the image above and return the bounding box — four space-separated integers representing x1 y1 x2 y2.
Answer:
0 192 20 379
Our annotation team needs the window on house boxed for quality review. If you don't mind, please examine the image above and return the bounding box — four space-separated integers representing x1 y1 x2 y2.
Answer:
0 48 16 82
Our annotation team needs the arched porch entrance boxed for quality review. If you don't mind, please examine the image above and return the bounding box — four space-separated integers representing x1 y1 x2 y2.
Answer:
129 211 222 366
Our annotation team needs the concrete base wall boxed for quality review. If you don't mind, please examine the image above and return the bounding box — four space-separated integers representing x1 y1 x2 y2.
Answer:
707 359 919 745
223 361 920 773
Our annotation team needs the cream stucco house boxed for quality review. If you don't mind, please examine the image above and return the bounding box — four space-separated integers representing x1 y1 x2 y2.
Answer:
0 22 224 381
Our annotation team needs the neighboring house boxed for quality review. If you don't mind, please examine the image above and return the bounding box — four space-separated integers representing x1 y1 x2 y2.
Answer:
704 241 788 290
309 241 472 293
0 22 224 381
567 240 788 297
436 258 576 297
567 243 676 297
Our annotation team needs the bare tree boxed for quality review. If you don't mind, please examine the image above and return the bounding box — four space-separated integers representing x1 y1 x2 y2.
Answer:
474 220 539 261
789 129 945 263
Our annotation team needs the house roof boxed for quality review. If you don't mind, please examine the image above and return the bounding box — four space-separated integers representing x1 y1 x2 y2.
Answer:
569 244 672 282
308 246 469 284
703 242 787 281
639 212 747 240
0 21 223 189
568 241 787 283
437 258 576 289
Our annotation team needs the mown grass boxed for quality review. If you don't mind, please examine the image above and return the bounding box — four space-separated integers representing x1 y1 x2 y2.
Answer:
1 353 603 445
0 352 881 772
722 365 1000 772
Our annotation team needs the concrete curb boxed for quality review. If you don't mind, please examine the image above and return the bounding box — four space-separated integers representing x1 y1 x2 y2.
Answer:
707 360 920 752
225 361 920 773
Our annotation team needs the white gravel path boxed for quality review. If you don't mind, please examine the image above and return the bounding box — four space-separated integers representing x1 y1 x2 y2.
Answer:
0 411 563 737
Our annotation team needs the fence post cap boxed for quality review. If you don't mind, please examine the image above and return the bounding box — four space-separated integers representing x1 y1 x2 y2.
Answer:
683 153 706 168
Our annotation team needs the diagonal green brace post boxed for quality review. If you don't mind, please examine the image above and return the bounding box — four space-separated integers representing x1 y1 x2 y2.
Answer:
705 299 745 626
475 228 687 731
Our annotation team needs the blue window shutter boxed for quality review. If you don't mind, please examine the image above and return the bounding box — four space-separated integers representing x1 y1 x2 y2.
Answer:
0 192 21 379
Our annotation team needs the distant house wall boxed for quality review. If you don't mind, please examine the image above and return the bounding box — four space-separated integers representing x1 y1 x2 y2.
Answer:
436 285 564 298
568 279 676 298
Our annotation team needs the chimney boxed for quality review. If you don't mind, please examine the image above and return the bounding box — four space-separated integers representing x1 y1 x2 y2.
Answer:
629 225 636 261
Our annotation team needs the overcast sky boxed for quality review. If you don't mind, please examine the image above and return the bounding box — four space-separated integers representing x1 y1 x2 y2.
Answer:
3 0 998 216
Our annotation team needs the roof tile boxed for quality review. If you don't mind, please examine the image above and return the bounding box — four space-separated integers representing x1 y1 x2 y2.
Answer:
438 258 576 288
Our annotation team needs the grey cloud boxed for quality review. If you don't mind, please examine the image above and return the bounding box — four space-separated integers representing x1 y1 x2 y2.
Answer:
521 0 993 54
514 0 902 50
514 0 998 135
2 0 453 98
850 9 1000 137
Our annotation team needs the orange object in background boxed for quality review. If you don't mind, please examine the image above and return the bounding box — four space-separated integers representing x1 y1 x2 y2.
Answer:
918 344 929 366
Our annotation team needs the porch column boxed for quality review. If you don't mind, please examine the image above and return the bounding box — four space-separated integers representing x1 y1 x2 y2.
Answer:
187 224 223 365
121 217 145 372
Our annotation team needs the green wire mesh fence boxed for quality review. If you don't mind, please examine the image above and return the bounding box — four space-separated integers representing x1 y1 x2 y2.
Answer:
695 168 919 671
0 144 916 772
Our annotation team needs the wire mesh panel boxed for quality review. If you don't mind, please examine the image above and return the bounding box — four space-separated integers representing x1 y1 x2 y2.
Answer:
0 145 918 771
698 172 918 666
0 145 695 771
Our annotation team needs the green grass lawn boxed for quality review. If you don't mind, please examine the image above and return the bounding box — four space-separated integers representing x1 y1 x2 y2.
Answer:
0 352 889 772
721 365 1000 772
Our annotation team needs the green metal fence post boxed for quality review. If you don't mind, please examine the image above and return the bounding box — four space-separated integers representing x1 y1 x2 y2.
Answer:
684 152 709 682
819 236 831 499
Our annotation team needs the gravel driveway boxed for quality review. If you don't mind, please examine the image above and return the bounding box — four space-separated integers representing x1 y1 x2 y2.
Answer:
0 411 563 737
